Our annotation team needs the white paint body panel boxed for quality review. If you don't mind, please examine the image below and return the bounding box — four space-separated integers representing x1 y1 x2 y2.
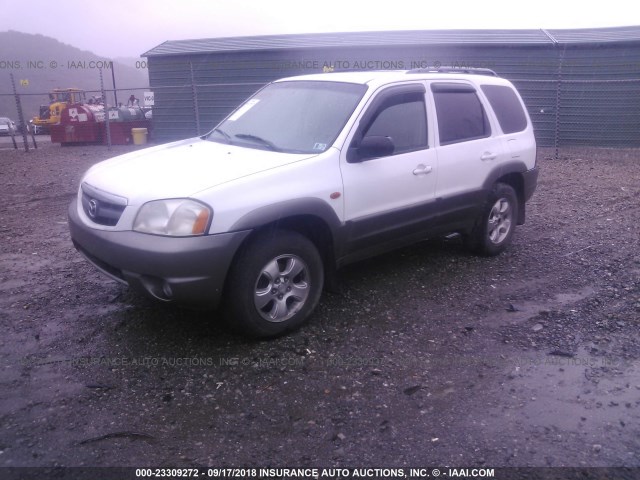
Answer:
76 70 537 237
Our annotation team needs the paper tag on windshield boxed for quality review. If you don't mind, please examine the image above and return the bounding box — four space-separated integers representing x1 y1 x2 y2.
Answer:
228 99 260 121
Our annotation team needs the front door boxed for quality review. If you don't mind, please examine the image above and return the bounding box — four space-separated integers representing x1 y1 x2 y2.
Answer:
340 83 438 256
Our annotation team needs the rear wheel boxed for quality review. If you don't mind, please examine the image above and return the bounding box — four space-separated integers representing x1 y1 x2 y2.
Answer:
466 183 518 256
224 229 324 337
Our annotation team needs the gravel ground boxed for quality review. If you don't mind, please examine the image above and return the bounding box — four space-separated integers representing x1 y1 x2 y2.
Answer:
1 137 639 470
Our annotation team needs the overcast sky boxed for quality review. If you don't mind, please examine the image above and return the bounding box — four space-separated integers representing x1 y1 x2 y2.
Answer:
2 0 639 58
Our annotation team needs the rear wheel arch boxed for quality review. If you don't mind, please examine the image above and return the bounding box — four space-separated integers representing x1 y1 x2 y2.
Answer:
482 161 528 225
466 181 519 256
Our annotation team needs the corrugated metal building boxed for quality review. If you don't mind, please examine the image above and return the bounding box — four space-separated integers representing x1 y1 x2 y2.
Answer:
143 26 640 146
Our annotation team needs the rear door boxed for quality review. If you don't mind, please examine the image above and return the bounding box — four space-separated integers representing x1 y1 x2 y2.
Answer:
429 81 504 228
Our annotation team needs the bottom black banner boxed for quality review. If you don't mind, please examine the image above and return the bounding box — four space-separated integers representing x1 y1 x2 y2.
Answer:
1 467 639 480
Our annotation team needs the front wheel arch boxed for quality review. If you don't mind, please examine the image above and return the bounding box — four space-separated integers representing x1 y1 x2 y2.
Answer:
223 228 324 337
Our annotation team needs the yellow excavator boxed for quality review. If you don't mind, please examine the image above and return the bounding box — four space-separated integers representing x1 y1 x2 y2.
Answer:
32 88 86 132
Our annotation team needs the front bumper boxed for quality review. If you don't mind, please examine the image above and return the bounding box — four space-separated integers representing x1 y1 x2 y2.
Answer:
68 199 250 308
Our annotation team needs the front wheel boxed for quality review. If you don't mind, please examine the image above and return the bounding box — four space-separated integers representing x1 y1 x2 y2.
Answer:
224 229 324 337
466 183 518 256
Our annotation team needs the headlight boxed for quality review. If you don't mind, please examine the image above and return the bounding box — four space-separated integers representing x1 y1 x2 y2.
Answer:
133 199 212 236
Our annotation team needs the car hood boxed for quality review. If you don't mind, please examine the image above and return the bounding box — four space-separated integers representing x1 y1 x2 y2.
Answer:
82 138 317 205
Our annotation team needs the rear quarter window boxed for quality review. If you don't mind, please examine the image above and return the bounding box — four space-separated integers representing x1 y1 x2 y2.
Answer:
480 84 528 134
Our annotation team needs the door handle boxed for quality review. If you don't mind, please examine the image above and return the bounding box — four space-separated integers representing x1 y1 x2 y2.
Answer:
480 152 497 161
413 164 433 175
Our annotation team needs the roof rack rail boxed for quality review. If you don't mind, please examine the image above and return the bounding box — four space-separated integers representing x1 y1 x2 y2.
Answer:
406 67 498 76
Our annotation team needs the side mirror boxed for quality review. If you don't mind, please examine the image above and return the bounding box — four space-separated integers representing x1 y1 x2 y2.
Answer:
353 135 395 162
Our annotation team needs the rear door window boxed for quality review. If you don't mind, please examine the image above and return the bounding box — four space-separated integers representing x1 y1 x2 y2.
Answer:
432 83 491 145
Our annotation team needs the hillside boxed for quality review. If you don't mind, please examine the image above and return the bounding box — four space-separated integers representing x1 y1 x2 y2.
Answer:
0 31 149 123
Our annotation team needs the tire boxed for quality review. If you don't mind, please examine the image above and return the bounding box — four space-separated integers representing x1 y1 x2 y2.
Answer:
224 229 324 337
466 182 518 256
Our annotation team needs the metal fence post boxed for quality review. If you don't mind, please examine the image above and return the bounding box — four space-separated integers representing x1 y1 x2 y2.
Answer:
190 62 201 136
111 61 118 107
99 67 112 149
9 73 29 152
554 46 565 160
9 128 18 150
29 124 38 149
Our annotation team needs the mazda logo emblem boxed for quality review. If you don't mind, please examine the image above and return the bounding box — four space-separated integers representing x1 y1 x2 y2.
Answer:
88 199 98 218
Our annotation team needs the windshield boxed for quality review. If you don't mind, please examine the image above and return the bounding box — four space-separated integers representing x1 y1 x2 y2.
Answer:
207 80 367 154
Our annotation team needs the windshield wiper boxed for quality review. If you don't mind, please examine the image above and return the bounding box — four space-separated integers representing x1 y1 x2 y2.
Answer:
234 133 280 151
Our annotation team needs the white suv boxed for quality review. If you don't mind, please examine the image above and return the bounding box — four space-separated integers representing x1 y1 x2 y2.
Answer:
69 69 538 337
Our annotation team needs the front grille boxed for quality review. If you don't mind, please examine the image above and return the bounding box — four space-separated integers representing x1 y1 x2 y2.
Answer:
81 183 127 226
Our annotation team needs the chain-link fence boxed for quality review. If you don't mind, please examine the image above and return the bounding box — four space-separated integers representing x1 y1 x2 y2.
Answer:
3 68 640 154
145 77 640 156
1 71 151 151
515 77 640 150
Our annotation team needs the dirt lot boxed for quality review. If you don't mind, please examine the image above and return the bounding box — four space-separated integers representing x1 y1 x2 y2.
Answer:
1 137 639 471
